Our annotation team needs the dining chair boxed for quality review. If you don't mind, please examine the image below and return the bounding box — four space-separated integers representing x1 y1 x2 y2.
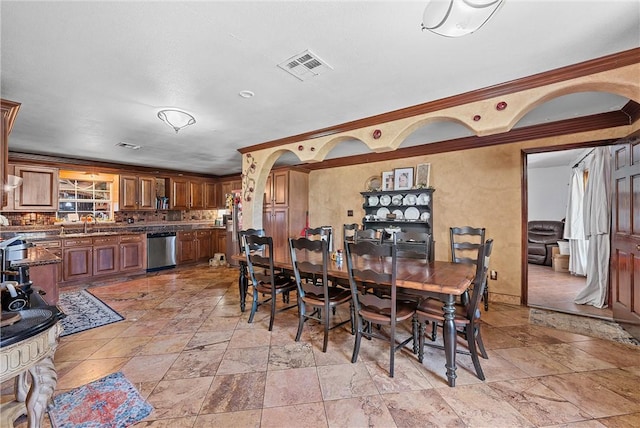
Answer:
289 237 353 352
343 223 360 243
304 226 333 250
416 239 494 381
393 231 432 260
353 228 377 243
244 235 297 331
450 226 488 310
238 228 266 254
345 240 417 377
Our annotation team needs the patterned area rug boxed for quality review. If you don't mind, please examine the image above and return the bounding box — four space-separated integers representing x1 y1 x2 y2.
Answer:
58 289 124 337
48 372 153 428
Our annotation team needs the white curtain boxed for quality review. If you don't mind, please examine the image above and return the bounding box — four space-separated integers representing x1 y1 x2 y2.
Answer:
574 147 611 308
564 163 589 276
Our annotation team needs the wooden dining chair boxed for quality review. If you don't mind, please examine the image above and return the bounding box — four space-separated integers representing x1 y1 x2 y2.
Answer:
289 237 353 352
244 235 297 331
353 228 377 243
345 240 417 377
393 231 432 260
450 226 488 310
343 223 360 244
238 228 266 254
416 239 494 381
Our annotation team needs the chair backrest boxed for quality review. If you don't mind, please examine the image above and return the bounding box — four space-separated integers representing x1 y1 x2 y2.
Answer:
353 228 377 243
345 240 398 318
450 226 486 265
393 231 431 259
466 239 493 321
305 226 333 251
289 237 330 301
238 228 266 254
343 223 360 243
244 234 276 289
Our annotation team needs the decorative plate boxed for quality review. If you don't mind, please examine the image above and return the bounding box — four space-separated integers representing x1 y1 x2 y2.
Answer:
417 193 430 205
376 207 390 219
365 175 382 191
404 207 420 220
391 195 403 205
420 212 430 221
392 209 404 220
368 196 379 206
379 195 391 206
403 194 417 206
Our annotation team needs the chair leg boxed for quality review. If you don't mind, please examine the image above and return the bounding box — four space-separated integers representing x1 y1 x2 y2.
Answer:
352 319 363 363
248 288 259 324
389 338 395 378
475 324 488 359
295 303 305 342
483 282 489 311
322 308 330 353
418 321 425 363
412 314 419 355
268 292 276 331
430 321 437 341
349 301 355 335
466 326 485 381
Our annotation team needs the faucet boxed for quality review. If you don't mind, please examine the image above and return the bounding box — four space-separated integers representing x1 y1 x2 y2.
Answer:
83 215 95 234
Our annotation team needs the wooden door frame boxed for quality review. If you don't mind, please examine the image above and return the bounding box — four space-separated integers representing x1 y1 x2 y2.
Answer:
521 140 615 306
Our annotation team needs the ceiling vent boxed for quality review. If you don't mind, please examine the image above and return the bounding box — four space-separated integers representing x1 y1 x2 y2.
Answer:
277 49 333 81
115 142 141 150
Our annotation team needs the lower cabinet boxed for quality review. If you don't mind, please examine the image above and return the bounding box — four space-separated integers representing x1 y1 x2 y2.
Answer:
120 234 146 272
29 263 59 305
196 230 212 261
178 229 218 264
177 231 197 264
61 234 146 283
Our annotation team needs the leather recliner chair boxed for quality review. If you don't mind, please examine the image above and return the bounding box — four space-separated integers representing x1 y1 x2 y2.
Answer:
528 220 565 266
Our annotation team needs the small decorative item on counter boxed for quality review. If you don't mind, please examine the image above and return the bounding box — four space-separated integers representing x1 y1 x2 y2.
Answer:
336 249 343 266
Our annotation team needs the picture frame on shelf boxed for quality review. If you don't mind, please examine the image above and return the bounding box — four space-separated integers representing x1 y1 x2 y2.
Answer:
382 171 394 191
416 163 431 188
394 167 414 191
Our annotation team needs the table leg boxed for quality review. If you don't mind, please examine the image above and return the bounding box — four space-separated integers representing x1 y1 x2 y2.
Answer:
238 261 248 312
26 355 57 428
443 294 457 387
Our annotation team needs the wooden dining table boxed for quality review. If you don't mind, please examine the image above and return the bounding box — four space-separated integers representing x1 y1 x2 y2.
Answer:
231 252 475 387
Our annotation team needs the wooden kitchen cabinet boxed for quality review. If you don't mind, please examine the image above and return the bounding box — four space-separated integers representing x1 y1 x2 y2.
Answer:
92 235 119 276
170 177 205 210
34 240 63 285
30 239 62 305
6 164 59 211
190 179 205 210
119 174 156 211
1 99 21 209
262 168 309 262
120 234 146 272
195 229 212 261
204 181 220 209
177 231 197 264
213 229 227 255
219 178 242 207
62 237 93 282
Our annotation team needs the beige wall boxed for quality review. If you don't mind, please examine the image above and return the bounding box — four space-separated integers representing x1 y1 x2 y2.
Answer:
309 124 637 304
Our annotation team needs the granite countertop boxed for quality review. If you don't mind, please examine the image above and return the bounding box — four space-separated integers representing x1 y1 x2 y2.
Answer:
9 247 62 267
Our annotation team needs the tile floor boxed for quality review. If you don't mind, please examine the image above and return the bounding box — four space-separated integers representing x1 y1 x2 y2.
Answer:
7 264 640 427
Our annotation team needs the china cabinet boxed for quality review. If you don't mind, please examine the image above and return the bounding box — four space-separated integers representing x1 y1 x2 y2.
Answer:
360 188 435 260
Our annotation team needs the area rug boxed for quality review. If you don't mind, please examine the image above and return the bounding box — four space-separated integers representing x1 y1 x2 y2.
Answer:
48 372 153 428
58 289 124 337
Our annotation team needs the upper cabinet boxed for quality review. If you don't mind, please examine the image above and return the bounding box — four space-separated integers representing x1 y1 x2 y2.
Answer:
170 176 207 210
1 99 21 209
119 174 155 211
204 181 220 209
5 164 59 211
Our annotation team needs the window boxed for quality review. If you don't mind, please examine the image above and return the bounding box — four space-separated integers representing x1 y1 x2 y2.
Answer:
58 172 115 222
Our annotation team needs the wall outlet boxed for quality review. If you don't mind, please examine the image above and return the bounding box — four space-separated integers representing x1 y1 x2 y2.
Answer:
347 210 353 217
490 270 497 280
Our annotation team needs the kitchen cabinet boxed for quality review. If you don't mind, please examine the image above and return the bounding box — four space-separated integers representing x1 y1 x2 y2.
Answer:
119 174 156 211
219 178 242 207
5 164 59 211
204 181 220 209
213 229 226 255
62 237 93 282
92 235 119 276
1 99 20 209
30 239 61 305
177 231 197 264
170 177 205 210
196 229 212 261
262 168 309 262
120 234 146 272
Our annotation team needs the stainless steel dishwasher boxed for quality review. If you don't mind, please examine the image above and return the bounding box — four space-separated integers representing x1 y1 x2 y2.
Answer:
147 232 177 272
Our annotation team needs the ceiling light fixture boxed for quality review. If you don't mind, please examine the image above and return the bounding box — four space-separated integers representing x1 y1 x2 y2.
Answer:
157 108 196 133
239 90 255 98
421 0 504 38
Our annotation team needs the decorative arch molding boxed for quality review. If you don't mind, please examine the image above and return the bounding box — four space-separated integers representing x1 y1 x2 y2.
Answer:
241 62 639 229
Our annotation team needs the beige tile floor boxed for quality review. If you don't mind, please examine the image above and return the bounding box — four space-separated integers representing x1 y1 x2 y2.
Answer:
6 264 640 427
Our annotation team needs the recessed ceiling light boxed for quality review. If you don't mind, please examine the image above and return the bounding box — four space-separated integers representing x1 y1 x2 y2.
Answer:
239 90 255 98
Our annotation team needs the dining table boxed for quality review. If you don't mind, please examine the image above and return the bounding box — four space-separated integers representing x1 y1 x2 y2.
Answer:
230 252 475 387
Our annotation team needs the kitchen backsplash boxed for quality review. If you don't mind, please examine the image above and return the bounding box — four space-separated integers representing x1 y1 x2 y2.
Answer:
0 209 220 226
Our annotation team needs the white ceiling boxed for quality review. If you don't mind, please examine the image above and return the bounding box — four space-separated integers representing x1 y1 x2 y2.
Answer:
2 1 638 176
